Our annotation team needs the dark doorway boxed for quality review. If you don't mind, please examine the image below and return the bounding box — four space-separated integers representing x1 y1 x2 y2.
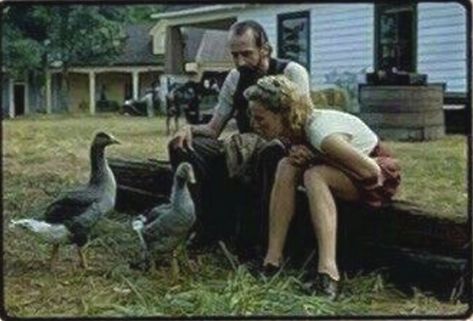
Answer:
14 84 25 116
375 4 417 72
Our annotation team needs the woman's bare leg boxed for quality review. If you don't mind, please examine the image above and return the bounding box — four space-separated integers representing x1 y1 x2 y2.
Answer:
303 165 360 281
264 158 300 267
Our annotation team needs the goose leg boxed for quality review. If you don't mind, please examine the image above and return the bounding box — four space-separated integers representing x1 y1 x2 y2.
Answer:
181 246 189 270
181 245 196 272
77 246 88 269
150 259 157 275
171 250 180 282
166 116 171 136
49 244 60 271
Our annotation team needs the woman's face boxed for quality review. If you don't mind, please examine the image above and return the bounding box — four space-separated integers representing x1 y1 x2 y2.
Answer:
249 101 284 140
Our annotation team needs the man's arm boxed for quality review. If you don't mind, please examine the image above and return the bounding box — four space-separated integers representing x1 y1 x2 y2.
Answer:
189 112 228 138
284 62 310 96
170 70 238 150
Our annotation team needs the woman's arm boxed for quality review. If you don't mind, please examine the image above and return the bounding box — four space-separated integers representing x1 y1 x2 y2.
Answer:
319 134 381 184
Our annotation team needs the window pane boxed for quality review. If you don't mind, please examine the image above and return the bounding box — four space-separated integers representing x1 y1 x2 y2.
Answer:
377 4 415 72
278 12 310 70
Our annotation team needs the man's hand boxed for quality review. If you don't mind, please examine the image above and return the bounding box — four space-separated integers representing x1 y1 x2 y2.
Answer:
287 145 315 167
172 125 195 151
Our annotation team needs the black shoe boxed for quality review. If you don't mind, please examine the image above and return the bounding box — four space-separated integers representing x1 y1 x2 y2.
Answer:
261 263 281 278
129 257 151 271
305 273 339 300
245 260 281 278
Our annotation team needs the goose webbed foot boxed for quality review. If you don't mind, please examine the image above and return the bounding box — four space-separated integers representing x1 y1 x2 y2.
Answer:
129 257 152 271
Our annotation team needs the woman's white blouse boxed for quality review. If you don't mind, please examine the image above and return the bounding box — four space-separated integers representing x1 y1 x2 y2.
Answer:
305 109 378 155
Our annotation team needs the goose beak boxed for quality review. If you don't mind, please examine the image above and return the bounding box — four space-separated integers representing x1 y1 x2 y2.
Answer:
189 171 196 184
110 136 121 145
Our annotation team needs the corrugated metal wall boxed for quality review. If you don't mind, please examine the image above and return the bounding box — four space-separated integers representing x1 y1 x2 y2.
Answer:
417 2 467 93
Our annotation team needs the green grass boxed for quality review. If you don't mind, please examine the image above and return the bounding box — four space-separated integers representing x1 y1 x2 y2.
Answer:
3 114 469 318
389 136 468 221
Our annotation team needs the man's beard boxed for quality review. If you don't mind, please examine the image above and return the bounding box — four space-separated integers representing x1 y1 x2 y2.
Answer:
237 58 266 85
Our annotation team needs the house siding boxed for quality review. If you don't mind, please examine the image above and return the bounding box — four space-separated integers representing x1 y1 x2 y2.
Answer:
96 73 128 109
237 4 374 93
28 73 45 113
237 3 466 95
417 2 467 93
69 73 90 112
310 4 374 88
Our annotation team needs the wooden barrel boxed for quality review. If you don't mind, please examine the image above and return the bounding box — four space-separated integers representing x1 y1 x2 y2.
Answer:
358 85 445 141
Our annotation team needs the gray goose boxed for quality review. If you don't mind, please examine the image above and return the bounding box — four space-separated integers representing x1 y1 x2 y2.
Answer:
10 132 120 270
132 162 196 275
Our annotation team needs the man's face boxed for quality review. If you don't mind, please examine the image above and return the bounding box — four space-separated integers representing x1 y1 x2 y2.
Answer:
228 29 265 73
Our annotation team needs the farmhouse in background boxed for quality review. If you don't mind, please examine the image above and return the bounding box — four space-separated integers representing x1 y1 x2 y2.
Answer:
2 3 468 135
150 3 468 139
1 22 230 117
152 3 467 102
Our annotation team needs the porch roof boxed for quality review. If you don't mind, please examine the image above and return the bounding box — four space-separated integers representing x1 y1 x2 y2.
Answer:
116 24 162 66
151 4 248 20
68 24 163 68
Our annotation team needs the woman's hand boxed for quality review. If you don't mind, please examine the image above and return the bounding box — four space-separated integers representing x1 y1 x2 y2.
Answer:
287 145 315 167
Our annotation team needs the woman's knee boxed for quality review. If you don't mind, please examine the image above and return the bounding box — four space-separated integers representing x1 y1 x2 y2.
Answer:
303 166 329 189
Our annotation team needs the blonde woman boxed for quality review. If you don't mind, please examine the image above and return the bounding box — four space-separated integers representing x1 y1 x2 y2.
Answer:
243 75 401 299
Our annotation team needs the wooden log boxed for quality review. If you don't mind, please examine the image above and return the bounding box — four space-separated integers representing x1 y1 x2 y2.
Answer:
109 157 468 256
109 157 470 299
109 157 173 213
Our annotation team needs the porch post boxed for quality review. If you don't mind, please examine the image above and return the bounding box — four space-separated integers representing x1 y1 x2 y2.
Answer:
46 71 52 114
132 71 139 100
8 78 14 118
24 75 30 115
89 71 96 115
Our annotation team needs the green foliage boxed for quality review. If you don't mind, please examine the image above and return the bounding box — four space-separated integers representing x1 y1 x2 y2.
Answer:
121 5 165 23
2 3 165 75
2 28 44 78
2 4 130 78
2 6 45 78
44 5 126 67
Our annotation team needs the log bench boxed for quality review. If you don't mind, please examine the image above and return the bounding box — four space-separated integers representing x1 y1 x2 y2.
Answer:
108 157 471 301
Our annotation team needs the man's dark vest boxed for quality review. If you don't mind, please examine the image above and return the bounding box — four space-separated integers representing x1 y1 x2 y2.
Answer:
232 58 290 133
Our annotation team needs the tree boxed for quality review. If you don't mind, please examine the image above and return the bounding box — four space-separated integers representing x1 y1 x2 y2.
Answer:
2 5 47 79
44 5 127 111
2 4 127 111
3 4 166 112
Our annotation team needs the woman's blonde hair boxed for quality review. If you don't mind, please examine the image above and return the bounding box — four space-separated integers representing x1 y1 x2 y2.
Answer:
243 75 313 139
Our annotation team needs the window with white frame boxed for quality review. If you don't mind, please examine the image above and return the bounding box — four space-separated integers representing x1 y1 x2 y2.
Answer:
277 11 310 71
